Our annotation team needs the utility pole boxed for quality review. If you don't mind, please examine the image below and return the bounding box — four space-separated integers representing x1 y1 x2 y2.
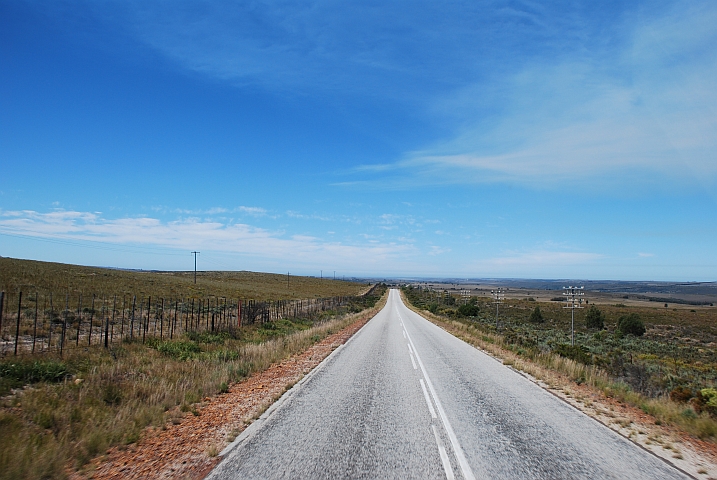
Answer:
287 272 290 290
491 288 504 330
320 270 322 280
191 251 200 284
334 271 336 280
563 286 584 346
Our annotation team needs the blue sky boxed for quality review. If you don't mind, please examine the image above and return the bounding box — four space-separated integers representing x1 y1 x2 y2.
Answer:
1 0 716 280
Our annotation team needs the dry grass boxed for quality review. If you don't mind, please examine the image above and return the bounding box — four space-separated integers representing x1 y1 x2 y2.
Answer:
0 257 367 300
0 287 387 480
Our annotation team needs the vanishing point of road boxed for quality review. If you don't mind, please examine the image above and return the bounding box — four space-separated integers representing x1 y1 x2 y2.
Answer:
208 289 689 479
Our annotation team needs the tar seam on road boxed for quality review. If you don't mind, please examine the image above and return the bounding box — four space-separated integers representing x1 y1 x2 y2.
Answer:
398 306 478 480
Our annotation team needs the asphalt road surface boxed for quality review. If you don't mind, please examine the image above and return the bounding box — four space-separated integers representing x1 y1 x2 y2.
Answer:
208 289 689 479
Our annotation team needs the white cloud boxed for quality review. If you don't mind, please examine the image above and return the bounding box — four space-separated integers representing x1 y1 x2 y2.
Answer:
0 209 413 268
235 206 266 216
484 250 603 268
428 245 450 256
396 3 717 188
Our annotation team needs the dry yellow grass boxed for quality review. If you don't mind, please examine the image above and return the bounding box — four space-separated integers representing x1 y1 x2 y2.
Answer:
0 257 366 300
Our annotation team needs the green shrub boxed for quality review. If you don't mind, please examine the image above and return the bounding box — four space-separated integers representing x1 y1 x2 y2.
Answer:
0 360 70 395
702 388 717 415
529 306 544 323
585 305 605 329
150 340 201 360
186 331 232 343
617 313 645 336
457 304 480 317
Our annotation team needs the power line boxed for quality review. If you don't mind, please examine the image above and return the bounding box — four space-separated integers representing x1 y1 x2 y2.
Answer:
491 288 505 330
563 286 585 346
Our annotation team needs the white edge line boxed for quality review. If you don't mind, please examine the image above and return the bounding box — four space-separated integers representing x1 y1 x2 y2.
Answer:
216 309 380 459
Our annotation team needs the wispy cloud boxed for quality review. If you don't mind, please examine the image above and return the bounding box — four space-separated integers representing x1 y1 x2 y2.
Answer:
428 245 450 256
0 209 413 268
361 2 717 189
484 250 604 267
235 206 266 216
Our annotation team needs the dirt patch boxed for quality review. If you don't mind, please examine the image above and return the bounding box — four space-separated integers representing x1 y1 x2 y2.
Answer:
72 309 379 480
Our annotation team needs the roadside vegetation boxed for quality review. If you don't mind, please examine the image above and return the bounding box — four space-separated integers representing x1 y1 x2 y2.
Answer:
0 277 386 480
402 286 717 442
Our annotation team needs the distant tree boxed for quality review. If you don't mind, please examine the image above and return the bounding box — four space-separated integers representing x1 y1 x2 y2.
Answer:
617 313 646 336
585 305 605 330
457 303 480 317
529 306 544 323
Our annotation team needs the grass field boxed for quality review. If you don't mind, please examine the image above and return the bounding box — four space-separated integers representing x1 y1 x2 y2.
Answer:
0 268 386 480
0 257 367 300
402 286 717 441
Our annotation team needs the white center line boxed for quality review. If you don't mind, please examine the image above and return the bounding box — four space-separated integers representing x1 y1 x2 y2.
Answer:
432 425 456 480
402 310 477 480
420 379 437 418
409 352 418 370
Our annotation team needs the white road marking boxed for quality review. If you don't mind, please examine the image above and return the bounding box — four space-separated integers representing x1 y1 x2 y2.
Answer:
403 329 406 339
420 379 437 419
402 310 477 480
432 425 456 480
407 344 418 368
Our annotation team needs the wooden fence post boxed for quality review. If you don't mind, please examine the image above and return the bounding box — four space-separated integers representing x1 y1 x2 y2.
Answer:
14 291 22 356
32 292 38 353
88 294 95 346
0 292 4 347
76 294 82 346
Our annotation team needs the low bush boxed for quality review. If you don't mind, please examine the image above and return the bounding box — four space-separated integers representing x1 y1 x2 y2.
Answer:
0 360 71 395
457 303 480 317
669 386 693 403
148 340 202 360
585 305 605 329
529 306 544 323
617 313 646 336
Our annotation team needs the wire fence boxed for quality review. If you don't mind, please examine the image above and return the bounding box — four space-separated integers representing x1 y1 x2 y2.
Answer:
0 286 382 357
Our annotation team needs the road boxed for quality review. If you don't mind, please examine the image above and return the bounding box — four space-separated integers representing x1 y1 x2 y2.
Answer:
208 289 689 479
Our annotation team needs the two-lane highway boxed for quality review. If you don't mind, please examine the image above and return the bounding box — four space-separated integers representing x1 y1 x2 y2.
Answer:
208 290 688 479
